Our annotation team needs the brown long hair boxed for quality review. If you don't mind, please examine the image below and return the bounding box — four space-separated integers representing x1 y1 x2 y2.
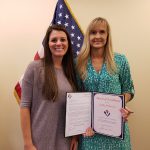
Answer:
42 24 77 101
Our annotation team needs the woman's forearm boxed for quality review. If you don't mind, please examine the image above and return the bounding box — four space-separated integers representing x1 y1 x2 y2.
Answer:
20 107 33 146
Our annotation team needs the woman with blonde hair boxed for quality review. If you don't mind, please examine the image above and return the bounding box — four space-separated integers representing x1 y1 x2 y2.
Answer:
73 17 134 150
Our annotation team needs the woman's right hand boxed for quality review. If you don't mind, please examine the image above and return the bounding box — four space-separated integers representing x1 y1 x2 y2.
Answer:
83 127 95 137
24 144 37 150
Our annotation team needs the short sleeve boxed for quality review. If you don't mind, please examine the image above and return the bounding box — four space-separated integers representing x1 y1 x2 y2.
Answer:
119 55 135 99
20 61 35 108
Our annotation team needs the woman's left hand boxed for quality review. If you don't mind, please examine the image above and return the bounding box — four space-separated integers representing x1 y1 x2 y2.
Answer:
120 106 134 121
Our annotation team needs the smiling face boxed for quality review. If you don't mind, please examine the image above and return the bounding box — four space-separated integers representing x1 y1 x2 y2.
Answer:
89 22 108 51
49 30 68 59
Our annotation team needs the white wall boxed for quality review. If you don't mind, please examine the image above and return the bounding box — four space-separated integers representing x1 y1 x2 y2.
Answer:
0 0 57 149
0 0 150 149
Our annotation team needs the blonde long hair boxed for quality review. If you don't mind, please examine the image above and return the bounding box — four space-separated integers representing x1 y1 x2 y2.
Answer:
76 17 117 80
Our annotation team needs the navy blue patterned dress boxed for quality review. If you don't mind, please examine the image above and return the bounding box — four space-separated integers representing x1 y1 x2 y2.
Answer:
77 53 134 150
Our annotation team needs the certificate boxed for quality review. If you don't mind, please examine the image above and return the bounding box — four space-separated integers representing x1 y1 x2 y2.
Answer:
65 92 125 139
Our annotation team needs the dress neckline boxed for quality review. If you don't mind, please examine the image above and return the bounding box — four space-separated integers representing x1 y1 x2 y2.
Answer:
88 57 105 75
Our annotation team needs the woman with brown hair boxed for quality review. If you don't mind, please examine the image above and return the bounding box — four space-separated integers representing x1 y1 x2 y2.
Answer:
20 24 77 150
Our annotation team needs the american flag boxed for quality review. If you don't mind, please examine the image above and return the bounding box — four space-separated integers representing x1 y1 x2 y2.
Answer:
14 0 84 103
52 0 84 56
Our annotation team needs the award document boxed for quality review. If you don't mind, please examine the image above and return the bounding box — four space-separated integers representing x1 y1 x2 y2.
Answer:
65 92 125 139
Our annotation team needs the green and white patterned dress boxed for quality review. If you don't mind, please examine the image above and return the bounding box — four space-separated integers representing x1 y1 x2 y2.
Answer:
77 53 134 150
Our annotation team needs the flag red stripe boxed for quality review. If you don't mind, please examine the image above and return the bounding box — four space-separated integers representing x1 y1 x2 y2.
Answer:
34 52 40 60
15 82 21 99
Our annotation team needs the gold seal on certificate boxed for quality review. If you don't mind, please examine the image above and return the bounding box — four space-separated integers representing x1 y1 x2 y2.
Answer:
65 92 125 139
